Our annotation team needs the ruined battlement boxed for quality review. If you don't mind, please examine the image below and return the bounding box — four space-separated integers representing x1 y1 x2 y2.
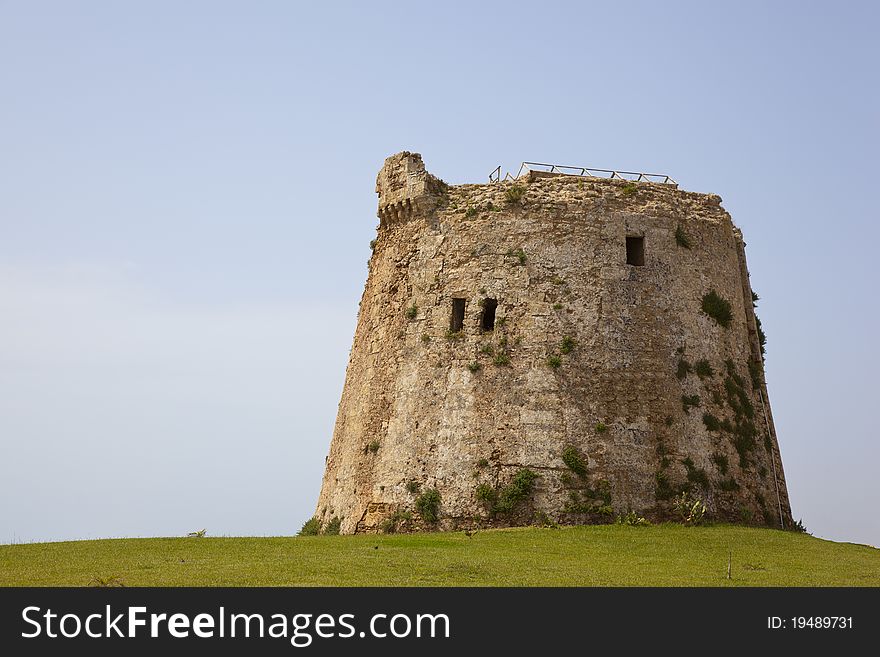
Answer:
314 151 791 535
375 152 447 228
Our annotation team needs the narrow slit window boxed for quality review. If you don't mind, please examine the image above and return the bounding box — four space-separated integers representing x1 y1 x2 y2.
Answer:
626 236 645 266
481 298 497 331
450 298 466 332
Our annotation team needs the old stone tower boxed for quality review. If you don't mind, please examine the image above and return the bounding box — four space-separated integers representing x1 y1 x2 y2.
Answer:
314 151 793 534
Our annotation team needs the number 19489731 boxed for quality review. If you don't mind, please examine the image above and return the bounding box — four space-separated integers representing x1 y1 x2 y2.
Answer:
768 617 853 629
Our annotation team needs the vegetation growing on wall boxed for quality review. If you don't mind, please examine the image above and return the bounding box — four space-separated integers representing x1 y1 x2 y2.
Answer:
724 361 754 419
654 471 675 501
712 453 729 475
616 510 650 526
298 518 320 536
658 448 671 470
673 493 706 526
675 224 692 249
476 469 538 518
415 489 441 523
701 290 733 327
505 185 525 204
654 441 674 500
681 395 700 412
752 291 767 357
748 360 763 390
559 444 613 516
718 361 760 469
719 477 739 492
694 359 714 378
676 358 692 380
702 413 723 432
562 445 589 478
381 510 412 534
682 457 709 489
755 316 767 356
493 339 511 365
563 480 613 516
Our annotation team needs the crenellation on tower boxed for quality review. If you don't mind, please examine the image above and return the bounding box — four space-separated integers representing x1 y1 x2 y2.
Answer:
314 152 793 534
375 151 447 228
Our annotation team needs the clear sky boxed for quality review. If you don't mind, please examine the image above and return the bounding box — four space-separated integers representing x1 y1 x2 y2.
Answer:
1 1 877 547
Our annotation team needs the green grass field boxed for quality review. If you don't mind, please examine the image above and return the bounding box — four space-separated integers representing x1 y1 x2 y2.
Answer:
1 524 877 587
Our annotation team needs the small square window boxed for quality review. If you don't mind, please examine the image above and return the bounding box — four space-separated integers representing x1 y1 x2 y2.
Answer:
626 236 645 266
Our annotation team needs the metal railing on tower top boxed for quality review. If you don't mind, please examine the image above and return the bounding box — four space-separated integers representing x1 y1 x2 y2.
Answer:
489 162 677 185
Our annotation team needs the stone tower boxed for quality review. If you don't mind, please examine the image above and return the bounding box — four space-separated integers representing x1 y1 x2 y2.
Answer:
314 151 793 534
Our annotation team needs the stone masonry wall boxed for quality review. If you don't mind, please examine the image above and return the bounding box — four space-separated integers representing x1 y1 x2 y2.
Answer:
314 152 793 534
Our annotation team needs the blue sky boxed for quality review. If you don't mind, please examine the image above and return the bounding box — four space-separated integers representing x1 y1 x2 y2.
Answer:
1 1 877 546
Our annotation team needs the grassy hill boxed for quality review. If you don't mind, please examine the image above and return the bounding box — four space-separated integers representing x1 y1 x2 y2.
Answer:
1 524 877 587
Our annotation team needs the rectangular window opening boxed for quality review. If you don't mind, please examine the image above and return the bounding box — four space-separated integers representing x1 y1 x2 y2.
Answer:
481 298 497 331
626 236 645 266
450 298 466 332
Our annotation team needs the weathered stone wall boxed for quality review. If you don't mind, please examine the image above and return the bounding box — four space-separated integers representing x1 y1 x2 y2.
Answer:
314 152 793 534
